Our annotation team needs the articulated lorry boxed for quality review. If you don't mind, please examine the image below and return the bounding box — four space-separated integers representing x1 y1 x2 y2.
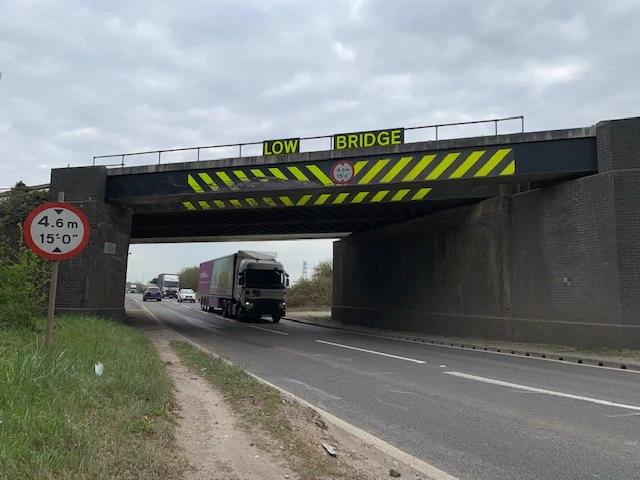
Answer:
198 250 289 322
157 273 180 298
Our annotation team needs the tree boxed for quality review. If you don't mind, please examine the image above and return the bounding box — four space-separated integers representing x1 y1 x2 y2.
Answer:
179 266 199 291
150 277 158 285
286 258 333 309
0 182 49 256
311 260 332 281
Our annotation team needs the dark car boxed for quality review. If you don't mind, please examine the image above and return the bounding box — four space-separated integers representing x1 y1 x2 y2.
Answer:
143 286 162 302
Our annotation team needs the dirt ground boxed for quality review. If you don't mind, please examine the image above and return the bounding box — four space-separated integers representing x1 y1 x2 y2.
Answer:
139 320 427 480
145 325 293 480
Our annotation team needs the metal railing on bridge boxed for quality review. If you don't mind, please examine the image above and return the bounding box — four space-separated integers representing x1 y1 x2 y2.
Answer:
92 115 525 168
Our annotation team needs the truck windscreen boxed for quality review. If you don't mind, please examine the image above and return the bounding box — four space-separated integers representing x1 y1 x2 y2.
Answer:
245 270 284 288
164 281 179 287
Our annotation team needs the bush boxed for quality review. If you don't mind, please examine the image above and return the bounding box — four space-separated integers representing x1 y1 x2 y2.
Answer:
286 259 332 309
0 227 50 330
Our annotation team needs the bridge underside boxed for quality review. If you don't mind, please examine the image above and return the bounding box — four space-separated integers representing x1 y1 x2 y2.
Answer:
129 195 486 243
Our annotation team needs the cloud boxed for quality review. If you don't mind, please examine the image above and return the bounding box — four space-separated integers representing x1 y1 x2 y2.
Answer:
1 0 639 279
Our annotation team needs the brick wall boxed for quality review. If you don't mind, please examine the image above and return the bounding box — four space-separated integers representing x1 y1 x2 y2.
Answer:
596 116 640 172
333 195 514 339
613 171 640 326
49 167 132 319
510 173 620 325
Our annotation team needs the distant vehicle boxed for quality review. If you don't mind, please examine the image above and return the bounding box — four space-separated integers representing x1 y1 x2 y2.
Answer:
143 286 162 302
127 283 137 293
198 250 289 322
177 288 196 303
157 273 180 298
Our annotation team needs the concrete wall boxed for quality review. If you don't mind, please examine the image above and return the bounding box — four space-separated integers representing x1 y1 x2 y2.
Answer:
49 166 132 319
333 117 640 348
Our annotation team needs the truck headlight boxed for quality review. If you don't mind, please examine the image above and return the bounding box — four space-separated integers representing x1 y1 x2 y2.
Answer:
245 301 254 309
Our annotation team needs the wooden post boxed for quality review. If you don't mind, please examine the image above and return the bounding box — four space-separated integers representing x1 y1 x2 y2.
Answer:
45 260 59 348
45 191 64 348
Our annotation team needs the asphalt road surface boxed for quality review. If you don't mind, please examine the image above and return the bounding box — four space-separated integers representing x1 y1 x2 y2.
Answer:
129 295 640 480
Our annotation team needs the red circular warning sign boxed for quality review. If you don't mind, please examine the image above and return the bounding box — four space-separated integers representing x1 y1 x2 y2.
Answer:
24 202 90 261
331 161 354 184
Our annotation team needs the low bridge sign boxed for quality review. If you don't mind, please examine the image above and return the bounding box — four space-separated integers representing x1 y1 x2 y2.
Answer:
24 199 90 347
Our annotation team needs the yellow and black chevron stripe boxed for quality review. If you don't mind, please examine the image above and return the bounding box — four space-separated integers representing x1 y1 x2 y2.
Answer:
185 147 516 194
182 186 446 211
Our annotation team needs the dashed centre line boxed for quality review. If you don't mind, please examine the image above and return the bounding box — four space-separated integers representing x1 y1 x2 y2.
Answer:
316 340 426 364
444 371 640 412
249 325 289 336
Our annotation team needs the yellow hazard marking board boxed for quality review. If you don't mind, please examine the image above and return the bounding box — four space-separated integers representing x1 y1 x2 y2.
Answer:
181 147 514 211
185 147 515 195
181 186 471 211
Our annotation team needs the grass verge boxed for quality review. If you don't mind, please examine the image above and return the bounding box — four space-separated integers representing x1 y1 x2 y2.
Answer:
171 340 366 480
0 315 181 480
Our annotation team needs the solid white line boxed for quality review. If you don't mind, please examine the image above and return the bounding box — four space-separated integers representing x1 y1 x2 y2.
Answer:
444 371 640 412
317 340 426 364
249 325 289 336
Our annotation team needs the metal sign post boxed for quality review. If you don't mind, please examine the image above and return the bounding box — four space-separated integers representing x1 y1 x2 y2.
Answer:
23 192 90 347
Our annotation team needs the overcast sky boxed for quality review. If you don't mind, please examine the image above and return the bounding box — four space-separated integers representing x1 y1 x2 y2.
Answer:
1 0 639 283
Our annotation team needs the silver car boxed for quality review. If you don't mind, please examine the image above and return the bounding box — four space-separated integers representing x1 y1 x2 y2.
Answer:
177 288 196 303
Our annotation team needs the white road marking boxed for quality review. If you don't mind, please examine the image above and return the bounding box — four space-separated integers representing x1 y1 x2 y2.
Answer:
376 396 408 411
283 378 341 400
249 325 289 336
317 340 426 364
388 390 418 395
604 412 640 418
445 371 640 412
291 320 640 375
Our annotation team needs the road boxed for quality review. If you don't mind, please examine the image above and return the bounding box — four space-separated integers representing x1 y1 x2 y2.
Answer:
130 295 640 480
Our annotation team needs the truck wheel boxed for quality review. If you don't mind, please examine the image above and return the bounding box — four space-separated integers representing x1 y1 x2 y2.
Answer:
222 301 229 317
272 314 281 323
237 306 245 321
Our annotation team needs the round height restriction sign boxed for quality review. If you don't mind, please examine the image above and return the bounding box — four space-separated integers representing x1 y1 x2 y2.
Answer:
331 161 354 184
24 202 90 260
